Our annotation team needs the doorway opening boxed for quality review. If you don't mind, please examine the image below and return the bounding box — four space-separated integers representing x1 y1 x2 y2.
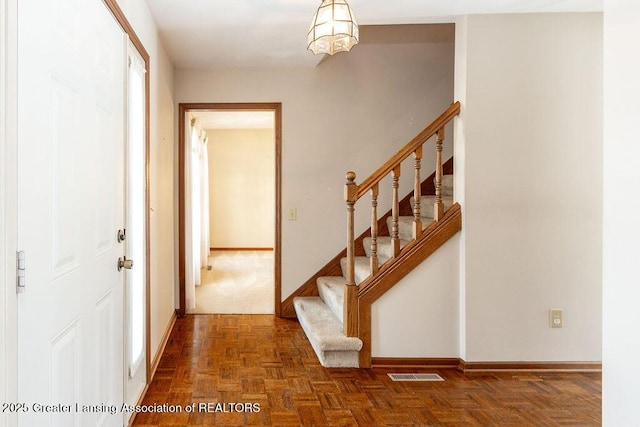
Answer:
178 103 282 316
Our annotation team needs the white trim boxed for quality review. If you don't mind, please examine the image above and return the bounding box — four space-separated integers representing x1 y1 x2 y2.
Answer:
1 0 18 425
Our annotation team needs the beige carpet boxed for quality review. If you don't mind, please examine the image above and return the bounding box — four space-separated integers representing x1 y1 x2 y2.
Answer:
189 250 275 314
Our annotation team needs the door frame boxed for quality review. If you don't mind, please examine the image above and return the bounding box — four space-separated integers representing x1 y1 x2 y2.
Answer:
178 103 283 316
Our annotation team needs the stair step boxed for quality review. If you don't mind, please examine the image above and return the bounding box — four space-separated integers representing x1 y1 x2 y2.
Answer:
439 174 454 197
387 216 435 242
340 256 373 285
317 276 345 324
293 297 362 368
363 236 409 261
410 195 454 219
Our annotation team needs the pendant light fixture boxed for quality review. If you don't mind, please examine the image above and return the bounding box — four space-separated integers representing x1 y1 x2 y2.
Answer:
307 0 359 56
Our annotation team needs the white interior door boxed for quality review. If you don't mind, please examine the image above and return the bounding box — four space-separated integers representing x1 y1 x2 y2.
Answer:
17 0 127 425
124 40 147 418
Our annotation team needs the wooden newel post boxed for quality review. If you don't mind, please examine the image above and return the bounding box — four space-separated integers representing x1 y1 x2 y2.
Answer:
344 171 358 337
434 128 445 221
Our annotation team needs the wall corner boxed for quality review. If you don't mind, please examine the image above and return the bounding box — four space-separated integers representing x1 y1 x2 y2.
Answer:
453 15 468 361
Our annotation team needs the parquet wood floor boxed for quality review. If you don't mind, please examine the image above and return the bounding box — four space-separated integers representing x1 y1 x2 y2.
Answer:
133 315 601 426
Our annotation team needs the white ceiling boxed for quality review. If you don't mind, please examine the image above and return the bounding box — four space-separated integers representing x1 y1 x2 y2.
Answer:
144 0 602 69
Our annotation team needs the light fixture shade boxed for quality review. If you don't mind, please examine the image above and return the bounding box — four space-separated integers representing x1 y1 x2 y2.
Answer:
308 0 359 56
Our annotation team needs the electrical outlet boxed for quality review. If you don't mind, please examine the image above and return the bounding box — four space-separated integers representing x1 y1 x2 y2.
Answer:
550 309 563 328
288 207 297 221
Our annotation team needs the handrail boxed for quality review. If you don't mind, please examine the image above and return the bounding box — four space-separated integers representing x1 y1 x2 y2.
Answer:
342 101 461 337
353 101 460 201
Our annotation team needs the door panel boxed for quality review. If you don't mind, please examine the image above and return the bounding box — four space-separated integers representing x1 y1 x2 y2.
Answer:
50 78 82 279
17 0 126 425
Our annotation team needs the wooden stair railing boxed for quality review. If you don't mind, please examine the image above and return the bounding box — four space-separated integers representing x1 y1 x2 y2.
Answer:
343 101 461 337
279 157 454 319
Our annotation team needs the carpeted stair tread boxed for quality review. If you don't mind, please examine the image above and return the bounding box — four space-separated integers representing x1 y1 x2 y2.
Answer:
410 195 454 218
387 216 435 242
363 236 409 261
293 296 363 368
440 174 454 196
340 256 374 285
317 276 345 324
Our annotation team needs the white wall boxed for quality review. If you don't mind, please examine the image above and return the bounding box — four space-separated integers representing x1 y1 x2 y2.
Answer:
372 236 459 357
207 128 275 248
117 0 176 367
1 0 18 424
457 13 603 362
175 24 455 301
603 0 640 424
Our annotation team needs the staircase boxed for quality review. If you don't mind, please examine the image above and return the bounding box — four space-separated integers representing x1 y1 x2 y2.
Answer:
293 176 455 367
290 102 462 368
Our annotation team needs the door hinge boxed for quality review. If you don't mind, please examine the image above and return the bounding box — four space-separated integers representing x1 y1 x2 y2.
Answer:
17 251 26 293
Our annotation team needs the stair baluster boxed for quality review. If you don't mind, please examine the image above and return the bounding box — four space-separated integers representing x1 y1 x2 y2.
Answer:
370 183 379 275
391 166 401 257
413 146 423 239
434 128 445 221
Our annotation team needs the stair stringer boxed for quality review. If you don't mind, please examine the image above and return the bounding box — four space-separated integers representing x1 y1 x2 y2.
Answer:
356 203 462 368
